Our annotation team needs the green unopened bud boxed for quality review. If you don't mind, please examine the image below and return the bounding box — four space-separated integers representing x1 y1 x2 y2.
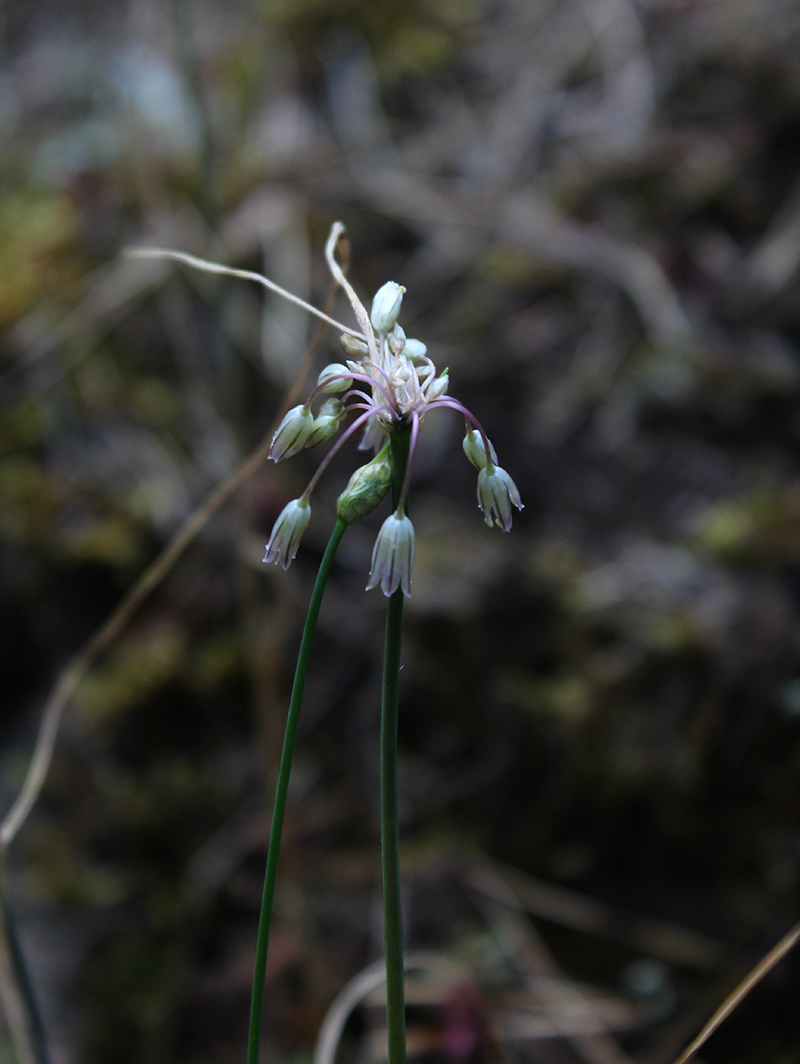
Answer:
336 445 392 524
340 333 369 358
319 397 343 417
317 363 352 393
462 428 497 470
403 338 427 361
269 404 314 460
306 399 344 447
370 281 405 334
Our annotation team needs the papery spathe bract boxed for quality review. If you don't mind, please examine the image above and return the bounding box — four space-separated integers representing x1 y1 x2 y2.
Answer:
371 281 405 334
366 510 415 597
263 498 311 570
476 465 523 531
269 405 314 460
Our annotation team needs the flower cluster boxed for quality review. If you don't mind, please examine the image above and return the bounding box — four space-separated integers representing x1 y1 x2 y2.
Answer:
263 227 522 596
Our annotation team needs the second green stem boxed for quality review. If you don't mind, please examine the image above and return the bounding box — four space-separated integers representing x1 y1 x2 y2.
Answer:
247 516 347 1064
381 427 411 1064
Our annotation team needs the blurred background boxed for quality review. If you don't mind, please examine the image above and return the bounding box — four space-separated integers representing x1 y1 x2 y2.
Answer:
3 0 800 1061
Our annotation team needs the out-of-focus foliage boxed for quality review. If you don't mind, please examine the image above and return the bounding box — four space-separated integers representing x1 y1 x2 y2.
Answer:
3 0 800 1062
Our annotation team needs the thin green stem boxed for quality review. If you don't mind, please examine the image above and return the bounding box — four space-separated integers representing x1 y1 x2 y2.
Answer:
247 517 348 1064
3 897 49 1064
381 426 412 1064
381 590 406 1064
0 860 47 1064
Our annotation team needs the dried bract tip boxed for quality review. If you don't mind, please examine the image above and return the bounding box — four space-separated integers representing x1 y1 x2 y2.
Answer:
476 465 523 531
263 498 311 570
367 510 415 597
269 405 314 460
370 281 405 335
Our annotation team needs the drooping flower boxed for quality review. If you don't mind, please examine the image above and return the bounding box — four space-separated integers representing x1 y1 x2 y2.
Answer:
263 498 311 569
476 465 523 531
269 405 314 460
366 510 415 597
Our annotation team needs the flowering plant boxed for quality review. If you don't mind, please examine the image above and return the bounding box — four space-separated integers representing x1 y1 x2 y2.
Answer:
130 223 521 1064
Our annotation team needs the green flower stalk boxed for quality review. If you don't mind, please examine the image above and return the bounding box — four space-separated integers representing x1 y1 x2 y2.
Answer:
379 424 413 1064
248 517 347 1064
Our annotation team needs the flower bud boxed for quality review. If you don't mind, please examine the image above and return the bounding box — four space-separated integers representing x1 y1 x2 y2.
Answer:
370 281 405 334
317 363 352 393
403 338 427 361
336 446 392 524
269 405 314 460
340 333 369 358
366 509 415 597
426 368 449 401
263 497 311 569
476 465 523 531
388 323 406 355
462 428 497 470
306 399 344 448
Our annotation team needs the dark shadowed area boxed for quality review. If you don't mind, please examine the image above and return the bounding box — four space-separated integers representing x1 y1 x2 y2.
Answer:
2 1 800 1063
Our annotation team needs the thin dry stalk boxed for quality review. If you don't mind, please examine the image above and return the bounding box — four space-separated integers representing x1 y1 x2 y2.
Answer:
313 953 467 1064
671 917 800 1064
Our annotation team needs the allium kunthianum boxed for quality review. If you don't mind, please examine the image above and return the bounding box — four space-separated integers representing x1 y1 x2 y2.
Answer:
261 227 523 596
129 224 523 1064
